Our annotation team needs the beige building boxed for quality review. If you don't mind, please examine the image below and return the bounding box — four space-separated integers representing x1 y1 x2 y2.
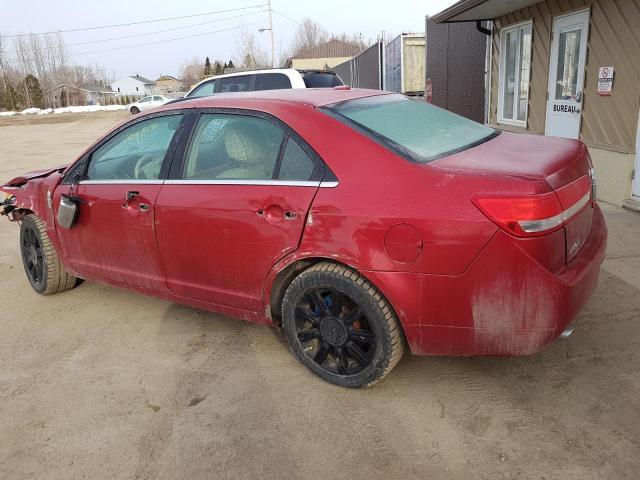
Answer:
433 0 640 208
154 75 186 94
285 39 363 70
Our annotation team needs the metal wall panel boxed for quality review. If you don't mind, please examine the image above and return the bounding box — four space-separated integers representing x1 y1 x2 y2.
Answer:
490 0 640 153
333 42 384 90
426 18 487 122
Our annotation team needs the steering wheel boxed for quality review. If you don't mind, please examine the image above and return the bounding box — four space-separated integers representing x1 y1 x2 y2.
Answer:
133 154 161 179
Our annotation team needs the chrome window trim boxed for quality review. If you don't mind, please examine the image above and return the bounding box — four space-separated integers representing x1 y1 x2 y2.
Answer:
518 191 591 233
77 179 339 187
163 179 322 187
80 180 164 185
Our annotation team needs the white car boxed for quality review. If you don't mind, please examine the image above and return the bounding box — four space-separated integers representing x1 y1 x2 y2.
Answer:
127 95 171 114
184 69 344 99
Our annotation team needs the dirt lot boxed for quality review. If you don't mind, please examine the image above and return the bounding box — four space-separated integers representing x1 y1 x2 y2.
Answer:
1 111 639 480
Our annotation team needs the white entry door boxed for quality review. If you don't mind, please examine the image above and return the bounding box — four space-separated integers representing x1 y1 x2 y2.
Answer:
545 10 590 139
633 109 640 198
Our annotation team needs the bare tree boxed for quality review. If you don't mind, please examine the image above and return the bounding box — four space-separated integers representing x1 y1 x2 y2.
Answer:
283 18 329 60
0 35 17 110
180 57 204 83
235 25 269 70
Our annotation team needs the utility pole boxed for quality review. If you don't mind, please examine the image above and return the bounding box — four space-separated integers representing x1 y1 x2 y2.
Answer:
267 0 275 67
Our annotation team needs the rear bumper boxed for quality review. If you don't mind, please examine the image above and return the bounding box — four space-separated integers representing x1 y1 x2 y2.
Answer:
363 205 607 356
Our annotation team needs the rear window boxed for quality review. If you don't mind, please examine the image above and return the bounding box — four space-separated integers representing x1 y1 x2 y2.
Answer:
302 72 343 88
255 73 292 91
324 94 497 163
218 75 252 93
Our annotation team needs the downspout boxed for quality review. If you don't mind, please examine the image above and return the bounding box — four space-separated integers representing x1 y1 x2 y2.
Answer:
476 20 491 36
475 20 493 124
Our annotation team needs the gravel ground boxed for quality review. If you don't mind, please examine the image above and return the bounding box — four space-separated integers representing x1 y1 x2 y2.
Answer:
1 111 639 480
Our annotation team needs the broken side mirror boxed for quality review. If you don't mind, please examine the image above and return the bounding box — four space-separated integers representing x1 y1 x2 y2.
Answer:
57 194 80 229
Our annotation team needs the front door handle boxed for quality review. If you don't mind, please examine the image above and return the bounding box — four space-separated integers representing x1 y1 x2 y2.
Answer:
126 191 139 202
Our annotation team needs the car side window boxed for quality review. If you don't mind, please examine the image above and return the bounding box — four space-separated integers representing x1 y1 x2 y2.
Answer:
189 80 217 98
139 97 151 103
218 75 252 93
86 115 183 181
278 137 316 181
153 96 162 101
183 114 284 180
255 73 292 91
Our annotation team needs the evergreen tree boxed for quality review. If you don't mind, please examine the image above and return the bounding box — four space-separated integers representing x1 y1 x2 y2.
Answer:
227 60 235 69
214 60 223 75
15 74 44 109
204 57 212 76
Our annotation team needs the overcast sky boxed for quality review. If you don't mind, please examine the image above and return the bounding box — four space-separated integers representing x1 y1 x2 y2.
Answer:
0 0 455 80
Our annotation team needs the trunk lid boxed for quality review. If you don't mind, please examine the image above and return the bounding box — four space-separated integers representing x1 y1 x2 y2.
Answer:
434 132 594 268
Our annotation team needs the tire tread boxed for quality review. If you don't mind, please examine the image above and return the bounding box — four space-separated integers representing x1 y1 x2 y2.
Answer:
282 261 405 387
24 214 78 295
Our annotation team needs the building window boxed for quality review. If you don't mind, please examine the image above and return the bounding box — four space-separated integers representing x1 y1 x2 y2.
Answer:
498 21 532 126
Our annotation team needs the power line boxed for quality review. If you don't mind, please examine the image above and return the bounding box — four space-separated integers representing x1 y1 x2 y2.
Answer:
273 10 300 25
73 22 259 56
4 11 262 55
1 5 266 38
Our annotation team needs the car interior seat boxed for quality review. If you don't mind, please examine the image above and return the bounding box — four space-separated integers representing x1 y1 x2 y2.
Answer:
219 121 274 179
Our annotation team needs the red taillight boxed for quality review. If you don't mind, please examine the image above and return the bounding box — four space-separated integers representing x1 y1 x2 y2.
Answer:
473 175 591 238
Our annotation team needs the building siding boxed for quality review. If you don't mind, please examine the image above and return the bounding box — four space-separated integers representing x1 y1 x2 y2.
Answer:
426 18 487 122
289 57 353 70
489 0 640 154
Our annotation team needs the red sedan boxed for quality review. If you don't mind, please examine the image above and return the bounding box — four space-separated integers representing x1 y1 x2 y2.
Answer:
0 88 606 388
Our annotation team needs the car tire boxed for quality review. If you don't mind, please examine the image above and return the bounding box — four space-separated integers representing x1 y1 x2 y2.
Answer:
282 262 405 388
20 214 79 295
130 106 140 114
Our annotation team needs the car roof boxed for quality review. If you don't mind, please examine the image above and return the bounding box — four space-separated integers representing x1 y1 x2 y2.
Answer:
159 88 394 110
189 68 301 88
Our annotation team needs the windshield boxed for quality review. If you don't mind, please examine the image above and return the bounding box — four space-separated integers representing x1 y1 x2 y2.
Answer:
189 80 216 98
325 94 498 163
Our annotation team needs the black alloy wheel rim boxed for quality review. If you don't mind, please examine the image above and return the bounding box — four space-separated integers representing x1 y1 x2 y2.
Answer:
22 226 44 288
294 288 377 375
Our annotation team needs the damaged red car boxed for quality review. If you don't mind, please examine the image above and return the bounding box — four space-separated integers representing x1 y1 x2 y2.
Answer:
0 89 607 388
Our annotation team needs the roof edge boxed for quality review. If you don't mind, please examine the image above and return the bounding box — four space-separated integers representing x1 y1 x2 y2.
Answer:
431 0 490 23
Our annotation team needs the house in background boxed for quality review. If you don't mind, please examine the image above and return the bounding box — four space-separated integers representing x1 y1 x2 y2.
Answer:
111 75 156 96
45 84 116 107
432 0 640 208
285 39 363 70
154 75 185 94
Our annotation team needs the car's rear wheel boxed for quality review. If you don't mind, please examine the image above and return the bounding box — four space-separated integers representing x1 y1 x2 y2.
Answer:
130 106 140 114
282 262 405 388
20 214 79 295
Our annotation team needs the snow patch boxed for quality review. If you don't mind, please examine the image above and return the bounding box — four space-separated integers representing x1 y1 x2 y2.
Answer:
0 104 127 117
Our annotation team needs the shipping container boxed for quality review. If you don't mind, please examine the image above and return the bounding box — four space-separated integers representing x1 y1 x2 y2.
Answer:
385 33 426 95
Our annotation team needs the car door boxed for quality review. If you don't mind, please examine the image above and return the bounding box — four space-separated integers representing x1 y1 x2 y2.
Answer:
137 96 152 111
53 113 186 291
155 110 325 311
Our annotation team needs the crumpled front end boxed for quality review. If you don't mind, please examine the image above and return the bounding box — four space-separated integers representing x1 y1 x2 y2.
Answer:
1 167 65 224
